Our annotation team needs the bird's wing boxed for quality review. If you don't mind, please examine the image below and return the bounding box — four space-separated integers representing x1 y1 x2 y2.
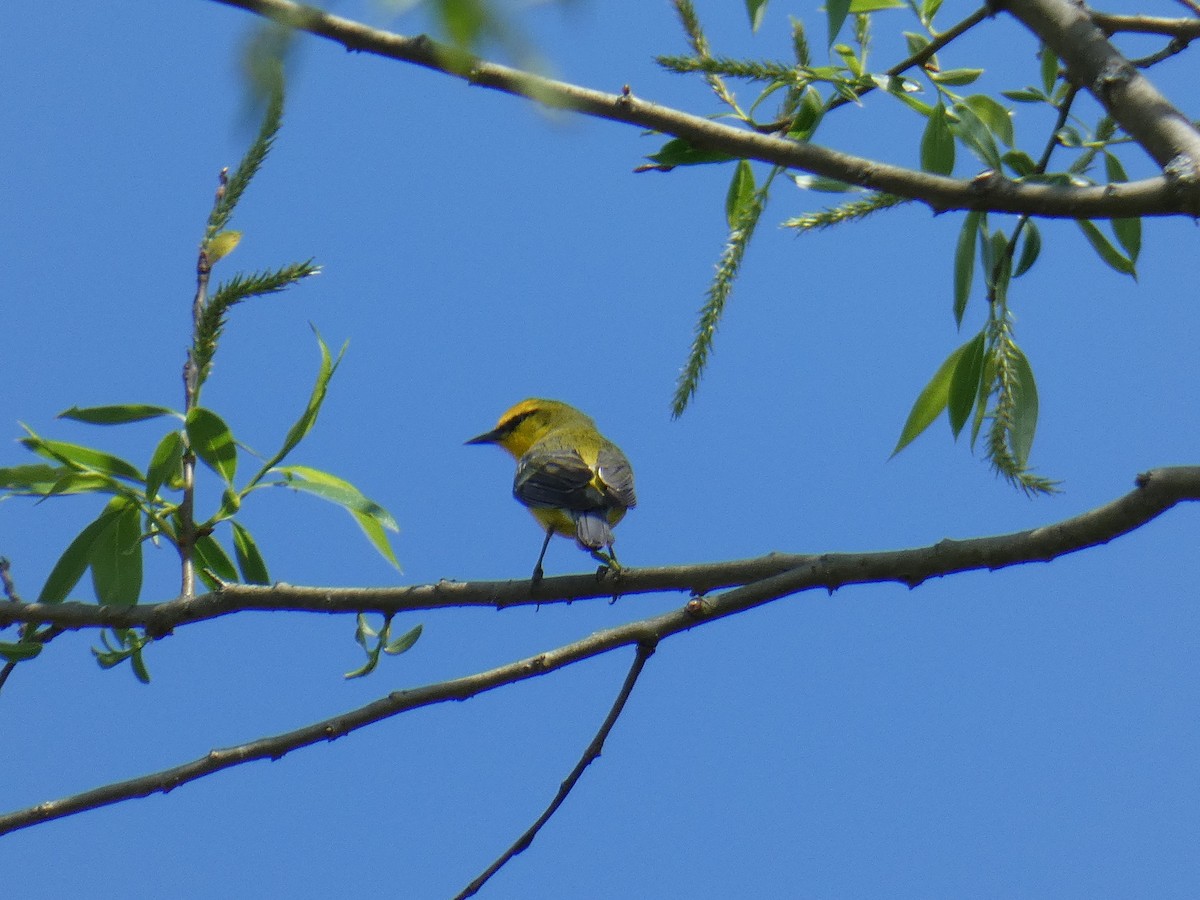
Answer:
513 447 602 511
595 444 637 509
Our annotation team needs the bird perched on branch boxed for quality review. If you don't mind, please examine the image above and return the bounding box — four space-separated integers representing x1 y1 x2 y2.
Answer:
466 398 637 581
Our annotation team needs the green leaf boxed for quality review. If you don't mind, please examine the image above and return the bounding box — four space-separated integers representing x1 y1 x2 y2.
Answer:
1104 153 1142 263
970 350 995 450
246 329 346 491
953 211 982 326
850 0 905 9
231 521 270 585
0 464 107 496
826 0 852 46
920 103 955 176
0 641 44 662
1077 220 1136 277
1039 47 1058 96
1002 149 1038 178
1013 221 1042 277
1009 345 1039 468
1001 88 1046 103
38 503 128 602
145 431 184 502
192 534 240 585
921 0 943 25
950 102 1002 170
19 429 144 483
58 405 180 425
207 230 242 264
88 499 143 606
892 340 969 456
272 466 400 569
903 31 930 56
645 138 736 169
726 161 756 230
930 68 984 86
745 0 768 31
961 94 1013 147
384 623 423 656
987 230 1011 303
130 646 152 684
948 331 986 438
186 407 238 483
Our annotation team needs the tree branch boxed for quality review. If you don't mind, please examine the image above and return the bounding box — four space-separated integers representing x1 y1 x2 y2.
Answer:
2 466 1196 836
455 641 657 900
204 0 1189 218
2 465 1197 633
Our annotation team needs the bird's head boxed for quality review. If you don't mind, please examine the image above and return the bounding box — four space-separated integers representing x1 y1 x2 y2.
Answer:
465 398 595 459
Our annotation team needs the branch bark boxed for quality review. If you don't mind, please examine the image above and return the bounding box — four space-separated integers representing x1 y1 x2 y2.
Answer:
204 0 1194 218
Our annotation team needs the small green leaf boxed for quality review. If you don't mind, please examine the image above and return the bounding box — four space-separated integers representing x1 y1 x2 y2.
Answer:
231 521 271 585
1002 149 1038 178
1104 153 1142 263
384 623 423 656
987 230 1011 303
745 0 769 31
1039 47 1058 96
0 641 44 662
57 405 181 425
786 86 825 139
344 644 383 679
726 161 756 230
1077 220 1135 277
903 31 930 55
921 0 943 25
0 464 106 496
953 211 982 326
19 429 144 483
1009 345 1039 468
644 138 736 169
948 331 986 438
930 68 984 86
186 407 238 483
921 103 955 176
192 534 239 585
961 94 1013 147
89 499 143 606
145 431 184 502
892 341 969 456
791 174 859 193
1001 88 1046 103
971 350 995 449
38 503 127 602
354 612 378 649
950 102 1002 170
130 645 152 684
207 230 242 264
826 0 852 46
1013 221 1042 278
850 0 905 9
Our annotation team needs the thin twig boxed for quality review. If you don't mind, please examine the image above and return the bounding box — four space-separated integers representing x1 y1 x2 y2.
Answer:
455 641 657 899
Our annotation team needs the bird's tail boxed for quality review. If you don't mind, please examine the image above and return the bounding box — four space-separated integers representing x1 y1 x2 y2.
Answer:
573 510 614 551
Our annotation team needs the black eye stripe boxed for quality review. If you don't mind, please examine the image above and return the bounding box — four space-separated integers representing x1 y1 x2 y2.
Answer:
498 409 537 435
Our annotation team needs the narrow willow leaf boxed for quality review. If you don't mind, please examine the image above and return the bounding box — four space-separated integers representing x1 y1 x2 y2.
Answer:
1077 220 1135 276
953 211 981 326
130 646 152 684
19 429 143 483
38 503 127 602
921 0 943 24
961 94 1014 147
849 0 905 9
786 86 825 139
273 466 400 569
0 464 106 496
58 405 180 425
948 331 986 438
1001 88 1046 103
950 102 1002 170
903 31 930 55
207 230 242 264
0 641 43 662
186 407 238 483
892 342 968 456
726 161 756 230
930 68 984 86
246 330 345 490
826 0 853 46
1013 221 1042 277
89 499 143 606
344 644 383 679
988 231 1011 303
384 623 423 656
1104 153 1142 262
921 103 955 175
745 0 769 31
971 350 995 449
1010 345 1040 468
645 138 736 169
1039 47 1058 95
1002 149 1038 178
145 431 184 502
231 521 271 585
193 534 239 584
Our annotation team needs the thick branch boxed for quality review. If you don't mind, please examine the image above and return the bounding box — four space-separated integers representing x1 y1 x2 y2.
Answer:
205 0 1187 218
1006 0 1200 198
1 466 1196 835
2 465 1198 626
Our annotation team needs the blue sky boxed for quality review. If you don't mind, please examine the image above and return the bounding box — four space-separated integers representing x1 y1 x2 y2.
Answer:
3 1 1199 897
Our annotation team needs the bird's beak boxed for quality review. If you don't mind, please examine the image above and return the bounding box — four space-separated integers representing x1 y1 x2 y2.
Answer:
465 428 501 446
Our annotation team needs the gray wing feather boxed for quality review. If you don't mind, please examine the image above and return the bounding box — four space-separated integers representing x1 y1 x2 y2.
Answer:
595 445 637 508
513 449 601 510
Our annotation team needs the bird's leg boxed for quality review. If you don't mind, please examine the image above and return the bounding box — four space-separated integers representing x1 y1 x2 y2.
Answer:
532 527 554 583
589 545 622 573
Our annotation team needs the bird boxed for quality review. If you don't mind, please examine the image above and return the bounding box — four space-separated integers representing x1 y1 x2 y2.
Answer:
466 398 637 581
